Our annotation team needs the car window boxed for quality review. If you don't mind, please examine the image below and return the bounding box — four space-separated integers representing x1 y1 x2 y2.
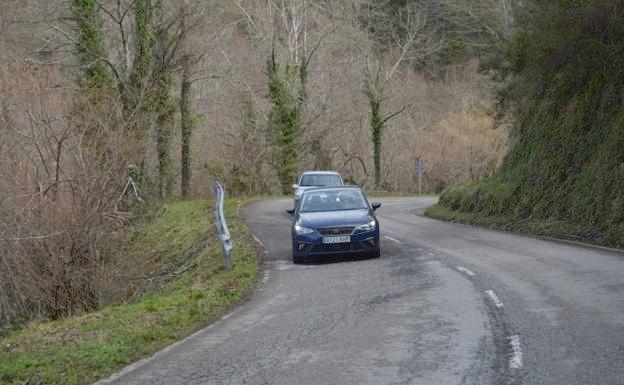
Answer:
299 174 342 187
300 189 368 212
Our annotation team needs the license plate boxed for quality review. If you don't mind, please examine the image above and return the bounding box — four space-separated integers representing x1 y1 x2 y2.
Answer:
323 236 350 244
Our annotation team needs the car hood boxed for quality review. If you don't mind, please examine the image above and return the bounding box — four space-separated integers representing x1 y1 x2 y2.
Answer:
298 209 372 228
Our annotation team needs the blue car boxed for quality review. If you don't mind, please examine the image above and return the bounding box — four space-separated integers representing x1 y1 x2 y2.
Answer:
289 186 381 264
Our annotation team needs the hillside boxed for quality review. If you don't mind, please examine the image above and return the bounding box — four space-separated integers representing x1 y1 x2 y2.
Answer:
430 1 624 248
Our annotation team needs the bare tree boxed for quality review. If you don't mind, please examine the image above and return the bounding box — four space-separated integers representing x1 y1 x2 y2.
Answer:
0 59 137 326
359 1 442 188
234 0 335 193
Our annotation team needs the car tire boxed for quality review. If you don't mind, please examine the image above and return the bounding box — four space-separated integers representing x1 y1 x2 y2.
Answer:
293 255 304 264
371 248 381 258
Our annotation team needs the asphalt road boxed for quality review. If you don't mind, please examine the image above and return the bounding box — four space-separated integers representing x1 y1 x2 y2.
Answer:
99 197 624 385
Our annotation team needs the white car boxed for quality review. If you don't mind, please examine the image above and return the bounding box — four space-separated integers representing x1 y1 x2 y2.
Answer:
292 171 344 209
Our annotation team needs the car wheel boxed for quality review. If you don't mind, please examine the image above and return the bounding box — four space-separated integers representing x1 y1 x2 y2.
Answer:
293 254 304 264
371 248 381 258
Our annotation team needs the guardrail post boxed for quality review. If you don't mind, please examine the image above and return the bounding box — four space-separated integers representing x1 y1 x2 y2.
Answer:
213 181 234 270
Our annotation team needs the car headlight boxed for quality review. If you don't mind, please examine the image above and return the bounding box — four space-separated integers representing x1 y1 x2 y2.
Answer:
355 220 376 231
294 225 315 235
295 189 303 198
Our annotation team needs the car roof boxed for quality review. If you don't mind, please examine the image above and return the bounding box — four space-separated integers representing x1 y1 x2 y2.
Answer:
300 171 340 175
301 186 362 193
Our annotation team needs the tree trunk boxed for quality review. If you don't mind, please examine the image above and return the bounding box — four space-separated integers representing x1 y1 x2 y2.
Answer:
154 1 175 200
367 85 383 189
180 58 192 199
156 82 175 199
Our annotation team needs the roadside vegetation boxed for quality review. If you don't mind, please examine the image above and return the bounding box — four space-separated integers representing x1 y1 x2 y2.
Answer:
0 0 510 335
6 0 622 382
426 203 598 246
0 199 259 385
430 1 624 249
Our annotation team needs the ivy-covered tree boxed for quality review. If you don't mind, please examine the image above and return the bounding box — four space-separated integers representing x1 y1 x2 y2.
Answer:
68 0 110 88
67 0 197 201
154 76 175 199
180 55 193 199
153 0 175 199
67 0 118 158
126 0 155 118
360 2 438 188
266 45 309 194
122 0 156 193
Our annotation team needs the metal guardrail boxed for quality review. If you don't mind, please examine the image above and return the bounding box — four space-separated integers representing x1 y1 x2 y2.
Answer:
213 181 233 270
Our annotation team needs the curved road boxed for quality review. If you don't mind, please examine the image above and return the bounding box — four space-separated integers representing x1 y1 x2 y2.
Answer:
99 197 624 385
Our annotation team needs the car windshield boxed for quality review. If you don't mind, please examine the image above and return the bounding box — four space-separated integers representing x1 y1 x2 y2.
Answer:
299 174 342 187
300 189 368 213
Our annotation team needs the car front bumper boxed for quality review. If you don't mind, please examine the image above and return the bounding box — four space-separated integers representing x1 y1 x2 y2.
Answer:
292 229 380 258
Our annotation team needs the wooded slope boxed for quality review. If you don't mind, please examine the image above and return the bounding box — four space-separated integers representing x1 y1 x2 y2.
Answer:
438 1 624 247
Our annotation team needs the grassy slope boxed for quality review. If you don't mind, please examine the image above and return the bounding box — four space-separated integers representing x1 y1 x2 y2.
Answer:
431 71 624 248
425 203 593 244
0 199 259 385
431 4 624 249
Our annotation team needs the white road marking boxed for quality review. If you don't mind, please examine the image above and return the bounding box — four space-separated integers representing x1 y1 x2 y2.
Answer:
509 335 523 369
271 261 315 270
257 268 270 291
456 266 476 277
252 235 265 248
384 236 401 243
485 290 504 308
273 261 293 270
263 269 270 281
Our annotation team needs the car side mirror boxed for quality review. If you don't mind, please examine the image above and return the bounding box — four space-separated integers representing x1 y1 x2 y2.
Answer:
292 184 299 190
371 202 382 211
286 208 295 215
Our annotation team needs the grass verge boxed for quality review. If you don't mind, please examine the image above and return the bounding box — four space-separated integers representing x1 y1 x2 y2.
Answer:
0 199 259 385
424 203 613 247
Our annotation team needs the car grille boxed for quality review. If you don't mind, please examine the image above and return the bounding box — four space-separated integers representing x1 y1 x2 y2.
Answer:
317 227 355 236
312 243 352 252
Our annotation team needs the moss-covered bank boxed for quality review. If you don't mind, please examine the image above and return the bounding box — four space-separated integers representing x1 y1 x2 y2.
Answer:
434 1 624 248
